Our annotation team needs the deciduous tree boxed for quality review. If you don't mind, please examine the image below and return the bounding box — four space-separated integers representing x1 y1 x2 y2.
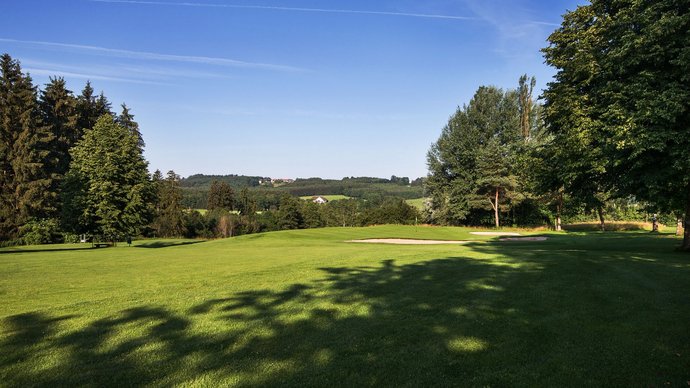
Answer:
543 0 690 248
426 85 521 226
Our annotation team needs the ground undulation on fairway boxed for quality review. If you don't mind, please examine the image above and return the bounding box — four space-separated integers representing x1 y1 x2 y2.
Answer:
347 238 470 245
1 225 689 386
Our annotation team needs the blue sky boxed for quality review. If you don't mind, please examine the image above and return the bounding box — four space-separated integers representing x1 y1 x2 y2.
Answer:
2 0 583 179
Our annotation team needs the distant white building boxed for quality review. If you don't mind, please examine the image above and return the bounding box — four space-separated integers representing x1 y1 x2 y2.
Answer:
312 196 329 204
271 178 295 184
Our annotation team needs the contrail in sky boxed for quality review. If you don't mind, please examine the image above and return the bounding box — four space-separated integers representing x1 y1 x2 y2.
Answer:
24 68 167 85
0 38 304 72
90 0 477 21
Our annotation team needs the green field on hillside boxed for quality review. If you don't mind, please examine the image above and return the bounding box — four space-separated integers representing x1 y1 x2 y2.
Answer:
405 197 428 211
1 226 689 386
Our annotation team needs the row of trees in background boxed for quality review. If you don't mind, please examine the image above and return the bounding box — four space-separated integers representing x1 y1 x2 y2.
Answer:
426 0 689 250
150 180 419 239
178 175 424 209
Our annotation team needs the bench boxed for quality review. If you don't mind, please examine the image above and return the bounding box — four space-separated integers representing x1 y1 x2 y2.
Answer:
93 242 113 248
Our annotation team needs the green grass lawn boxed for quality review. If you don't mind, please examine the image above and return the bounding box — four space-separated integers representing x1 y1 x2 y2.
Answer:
1 226 689 386
405 197 429 211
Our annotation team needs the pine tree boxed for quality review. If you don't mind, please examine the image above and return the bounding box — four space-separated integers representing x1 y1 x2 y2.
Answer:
0 54 54 239
207 181 235 211
277 195 304 230
76 81 112 134
473 138 517 228
39 77 79 215
151 170 185 237
116 103 144 150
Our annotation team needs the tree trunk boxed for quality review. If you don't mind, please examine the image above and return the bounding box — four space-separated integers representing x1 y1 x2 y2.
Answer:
555 192 563 231
554 189 563 232
676 218 682 236
494 188 500 228
682 185 690 251
597 206 605 231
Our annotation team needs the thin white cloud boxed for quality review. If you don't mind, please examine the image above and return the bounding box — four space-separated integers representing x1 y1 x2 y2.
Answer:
91 0 477 21
458 0 558 61
0 37 303 72
24 68 167 85
528 21 561 28
21 59 236 81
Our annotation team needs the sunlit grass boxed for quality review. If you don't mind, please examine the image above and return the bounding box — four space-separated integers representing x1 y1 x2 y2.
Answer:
1 225 688 386
405 197 428 211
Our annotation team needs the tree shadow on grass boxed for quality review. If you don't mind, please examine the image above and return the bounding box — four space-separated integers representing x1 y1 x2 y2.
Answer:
135 240 204 249
1 234 689 386
0 246 95 254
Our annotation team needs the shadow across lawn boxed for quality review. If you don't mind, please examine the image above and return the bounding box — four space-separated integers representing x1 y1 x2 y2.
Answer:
1 233 689 386
0 246 95 254
135 240 204 249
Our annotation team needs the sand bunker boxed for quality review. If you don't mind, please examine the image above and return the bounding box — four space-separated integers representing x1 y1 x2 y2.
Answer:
498 237 548 242
470 231 522 236
347 239 470 245
347 236 548 245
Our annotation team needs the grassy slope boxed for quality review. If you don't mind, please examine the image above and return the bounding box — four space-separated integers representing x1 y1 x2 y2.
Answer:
405 197 428 210
1 226 689 386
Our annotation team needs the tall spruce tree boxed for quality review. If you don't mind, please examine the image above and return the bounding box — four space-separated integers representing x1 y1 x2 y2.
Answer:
0 54 54 239
116 103 144 150
76 81 112 134
67 115 152 240
207 181 235 211
151 170 185 237
39 77 79 215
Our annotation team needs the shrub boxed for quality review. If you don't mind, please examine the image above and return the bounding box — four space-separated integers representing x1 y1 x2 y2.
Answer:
19 219 62 245
62 233 82 244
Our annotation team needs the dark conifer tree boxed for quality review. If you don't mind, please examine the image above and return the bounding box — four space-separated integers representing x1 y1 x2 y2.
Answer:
39 77 79 214
76 81 112 134
0 54 54 238
151 170 185 237
207 181 235 211
117 103 144 150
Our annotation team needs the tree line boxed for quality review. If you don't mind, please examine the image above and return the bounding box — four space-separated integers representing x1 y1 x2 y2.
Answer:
0 53 152 244
425 0 689 250
163 179 419 239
